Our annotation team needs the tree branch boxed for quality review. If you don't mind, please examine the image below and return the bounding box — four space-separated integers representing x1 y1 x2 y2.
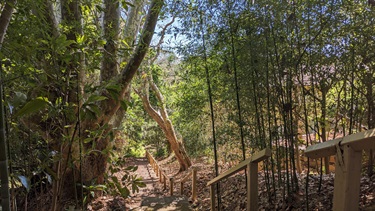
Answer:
151 15 175 64
148 76 168 120
99 0 163 125
134 87 167 131
119 0 164 88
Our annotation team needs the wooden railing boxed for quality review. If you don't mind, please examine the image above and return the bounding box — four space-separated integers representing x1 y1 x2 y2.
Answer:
305 128 375 211
179 166 198 201
145 150 198 201
207 148 271 211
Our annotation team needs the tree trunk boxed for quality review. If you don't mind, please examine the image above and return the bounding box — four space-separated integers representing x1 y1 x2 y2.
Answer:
0 1 16 210
321 88 330 174
6 0 162 208
136 77 192 171
19 0 164 208
101 0 120 82
111 0 145 129
79 0 164 180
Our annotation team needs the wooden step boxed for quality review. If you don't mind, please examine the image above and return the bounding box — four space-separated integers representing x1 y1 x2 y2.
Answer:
131 196 192 211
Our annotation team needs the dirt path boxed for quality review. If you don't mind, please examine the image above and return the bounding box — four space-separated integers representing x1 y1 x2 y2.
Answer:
125 157 158 209
127 157 192 211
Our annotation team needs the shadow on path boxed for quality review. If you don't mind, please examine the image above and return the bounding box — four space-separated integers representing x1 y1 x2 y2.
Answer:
128 157 192 211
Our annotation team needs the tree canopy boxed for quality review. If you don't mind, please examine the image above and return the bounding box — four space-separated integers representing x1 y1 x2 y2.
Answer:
0 0 374 210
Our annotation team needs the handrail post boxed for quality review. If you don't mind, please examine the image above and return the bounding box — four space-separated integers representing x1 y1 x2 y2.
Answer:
170 177 174 196
207 148 271 211
180 182 184 195
144 149 200 202
163 175 167 190
333 145 362 211
304 129 375 211
192 167 197 201
210 184 216 211
247 162 258 211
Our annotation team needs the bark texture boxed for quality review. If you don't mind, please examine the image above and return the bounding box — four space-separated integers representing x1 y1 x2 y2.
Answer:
0 0 16 44
101 0 120 82
98 0 164 127
81 0 164 184
136 76 192 171
9 0 163 209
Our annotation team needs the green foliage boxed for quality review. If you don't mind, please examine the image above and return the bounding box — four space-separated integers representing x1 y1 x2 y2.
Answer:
82 184 107 201
155 146 168 158
124 139 145 157
104 159 145 198
122 93 166 155
15 97 50 117
2 0 375 208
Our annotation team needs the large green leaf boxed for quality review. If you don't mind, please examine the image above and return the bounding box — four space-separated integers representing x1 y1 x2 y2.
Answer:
15 97 49 117
106 84 121 101
86 95 107 104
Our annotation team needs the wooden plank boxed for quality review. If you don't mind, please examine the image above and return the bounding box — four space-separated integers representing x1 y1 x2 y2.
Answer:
348 138 375 151
340 129 375 151
247 162 258 211
207 157 251 186
305 128 375 158
332 145 362 211
251 148 272 163
305 138 341 159
207 148 270 186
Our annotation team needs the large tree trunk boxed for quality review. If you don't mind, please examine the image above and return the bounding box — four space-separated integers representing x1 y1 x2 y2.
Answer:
80 0 164 183
100 0 120 82
4 0 163 209
17 0 164 209
111 0 145 129
136 76 192 171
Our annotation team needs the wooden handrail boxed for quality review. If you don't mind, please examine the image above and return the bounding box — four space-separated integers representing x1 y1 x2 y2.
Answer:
305 128 375 159
207 148 271 211
177 167 198 201
145 151 172 192
207 148 271 186
305 128 375 211
145 150 198 201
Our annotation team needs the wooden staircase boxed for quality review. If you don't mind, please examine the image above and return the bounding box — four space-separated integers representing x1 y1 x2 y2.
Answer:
129 154 193 211
132 196 191 211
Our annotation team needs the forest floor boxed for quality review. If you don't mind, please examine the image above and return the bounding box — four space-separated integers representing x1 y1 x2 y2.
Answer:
88 155 375 211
